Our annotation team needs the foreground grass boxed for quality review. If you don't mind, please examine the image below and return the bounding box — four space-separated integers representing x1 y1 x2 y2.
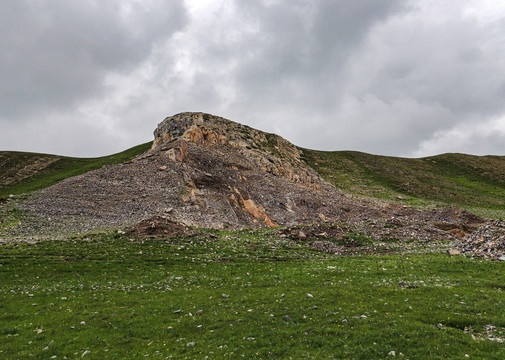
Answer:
0 142 152 199
1 231 505 359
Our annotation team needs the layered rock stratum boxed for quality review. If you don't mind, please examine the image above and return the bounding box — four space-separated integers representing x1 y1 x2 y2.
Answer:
16 112 486 238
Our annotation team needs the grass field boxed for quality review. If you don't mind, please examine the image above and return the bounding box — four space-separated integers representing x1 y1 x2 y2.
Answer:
1 230 505 359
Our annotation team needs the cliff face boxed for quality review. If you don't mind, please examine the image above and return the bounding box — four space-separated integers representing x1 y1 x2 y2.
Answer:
151 112 323 189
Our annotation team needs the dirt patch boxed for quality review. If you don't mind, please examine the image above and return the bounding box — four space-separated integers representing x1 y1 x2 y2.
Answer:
433 223 469 237
424 206 485 227
129 216 197 239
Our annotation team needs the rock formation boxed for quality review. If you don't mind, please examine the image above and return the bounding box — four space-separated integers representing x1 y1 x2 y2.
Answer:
19 112 486 235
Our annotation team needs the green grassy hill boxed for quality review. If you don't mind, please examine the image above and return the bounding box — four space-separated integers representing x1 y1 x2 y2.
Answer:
301 149 505 218
2 141 504 218
0 142 152 199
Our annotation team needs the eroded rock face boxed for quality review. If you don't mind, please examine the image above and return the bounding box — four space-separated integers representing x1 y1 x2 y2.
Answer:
151 112 324 189
19 113 358 231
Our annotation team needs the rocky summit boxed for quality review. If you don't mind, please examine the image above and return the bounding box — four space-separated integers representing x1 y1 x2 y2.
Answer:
19 112 486 238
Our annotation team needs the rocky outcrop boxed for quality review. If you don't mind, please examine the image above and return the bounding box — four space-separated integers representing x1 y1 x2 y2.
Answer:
151 112 324 189
19 113 358 231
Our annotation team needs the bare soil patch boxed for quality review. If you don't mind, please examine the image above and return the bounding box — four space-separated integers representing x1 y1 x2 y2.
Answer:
128 216 198 239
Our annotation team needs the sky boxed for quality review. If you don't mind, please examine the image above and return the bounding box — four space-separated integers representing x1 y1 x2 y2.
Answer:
2 0 505 158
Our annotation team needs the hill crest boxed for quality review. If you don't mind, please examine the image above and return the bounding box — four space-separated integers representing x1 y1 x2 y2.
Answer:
149 112 323 188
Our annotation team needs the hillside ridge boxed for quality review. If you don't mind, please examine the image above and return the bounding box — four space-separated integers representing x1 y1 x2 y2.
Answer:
302 149 505 217
0 142 152 199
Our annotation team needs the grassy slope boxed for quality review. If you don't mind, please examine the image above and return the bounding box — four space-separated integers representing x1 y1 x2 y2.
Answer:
1 230 505 359
2 140 504 217
0 142 152 199
301 149 505 218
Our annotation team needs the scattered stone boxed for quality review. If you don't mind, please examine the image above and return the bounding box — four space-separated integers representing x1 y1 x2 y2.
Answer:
196 310 203 315
447 248 461 256
388 350 396 356
222 293 230 298
186 341 196 347
307 293 314 298
284 315 292 322
311 240 344 254
298 231 307 240
456 220 505 260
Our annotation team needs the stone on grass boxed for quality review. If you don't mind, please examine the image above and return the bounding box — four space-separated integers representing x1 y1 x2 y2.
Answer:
447 248 461 256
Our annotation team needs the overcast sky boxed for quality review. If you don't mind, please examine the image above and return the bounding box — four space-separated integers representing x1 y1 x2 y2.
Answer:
2 0 505 157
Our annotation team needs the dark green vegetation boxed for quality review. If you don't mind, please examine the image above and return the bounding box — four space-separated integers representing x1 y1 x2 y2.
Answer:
1 230 505 359
302 149 505 218
0 142 152 199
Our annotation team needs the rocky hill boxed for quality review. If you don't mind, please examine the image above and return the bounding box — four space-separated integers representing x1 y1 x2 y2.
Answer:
2 112 487 242
18 113 371 230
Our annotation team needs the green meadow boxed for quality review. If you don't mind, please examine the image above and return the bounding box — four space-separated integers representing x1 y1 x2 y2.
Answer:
1 230 505 359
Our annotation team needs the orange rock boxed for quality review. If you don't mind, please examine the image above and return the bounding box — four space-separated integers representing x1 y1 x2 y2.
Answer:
233 187 277 227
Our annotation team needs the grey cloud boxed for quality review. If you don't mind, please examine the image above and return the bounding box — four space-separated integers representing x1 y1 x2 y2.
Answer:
369 21 505 117
2 0 505 158
221 0 408 119
0 0 187 120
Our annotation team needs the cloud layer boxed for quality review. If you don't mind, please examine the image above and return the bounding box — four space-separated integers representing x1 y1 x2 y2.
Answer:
1 0 505 157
